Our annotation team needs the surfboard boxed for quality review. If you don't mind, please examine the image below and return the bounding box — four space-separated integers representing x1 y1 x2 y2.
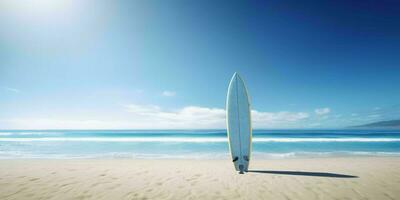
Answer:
226 72 252 174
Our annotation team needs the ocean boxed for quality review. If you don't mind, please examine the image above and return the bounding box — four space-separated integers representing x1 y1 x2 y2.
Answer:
1 129 400 159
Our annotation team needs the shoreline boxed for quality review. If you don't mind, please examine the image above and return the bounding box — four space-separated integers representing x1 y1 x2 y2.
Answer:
1 153 400 160
1 157 400 199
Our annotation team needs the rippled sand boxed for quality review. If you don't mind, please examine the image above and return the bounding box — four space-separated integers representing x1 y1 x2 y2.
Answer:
1 157 399 200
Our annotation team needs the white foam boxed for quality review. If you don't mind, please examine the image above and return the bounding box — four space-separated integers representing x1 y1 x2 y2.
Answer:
0 132 60 136
0 137 400 142
252 151 400 159
254 138 400 142
1 151 399 159
0 137 225 142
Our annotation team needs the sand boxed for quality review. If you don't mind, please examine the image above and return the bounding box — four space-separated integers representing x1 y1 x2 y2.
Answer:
1 157 400 200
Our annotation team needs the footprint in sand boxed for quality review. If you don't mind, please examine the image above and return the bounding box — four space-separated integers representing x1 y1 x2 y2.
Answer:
126 192 139 197
77 194 92 199
107 184 120 190
91 182 99 187
190 181 198 186
60 183 71 188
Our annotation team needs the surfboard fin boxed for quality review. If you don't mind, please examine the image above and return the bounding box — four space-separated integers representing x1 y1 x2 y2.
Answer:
232 157 239 162
243 156 249 161
239 165 244 174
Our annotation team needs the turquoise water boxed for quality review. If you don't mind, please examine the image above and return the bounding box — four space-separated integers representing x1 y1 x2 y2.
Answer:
1 130 400 159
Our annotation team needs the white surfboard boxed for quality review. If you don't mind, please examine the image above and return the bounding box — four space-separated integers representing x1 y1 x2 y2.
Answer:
226 72 252 174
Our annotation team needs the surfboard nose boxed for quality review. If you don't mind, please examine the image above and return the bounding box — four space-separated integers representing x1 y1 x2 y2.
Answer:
232 72 245 82
229 72 239 87
232 72 239 79
230 72 242 84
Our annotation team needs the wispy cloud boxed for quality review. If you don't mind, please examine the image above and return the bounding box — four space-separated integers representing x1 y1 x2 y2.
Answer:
125 104 225 128
162 90 176 97
135 89 144 94
3 87 21 93
125 104 161 114
344 104 400 127
3 103 397 129
0 118 113 130
315 107 330 115
0 104 315 129
251 110 309 125
124 104 309 129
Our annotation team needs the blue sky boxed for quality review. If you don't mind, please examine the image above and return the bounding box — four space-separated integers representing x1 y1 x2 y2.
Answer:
1 0 400 129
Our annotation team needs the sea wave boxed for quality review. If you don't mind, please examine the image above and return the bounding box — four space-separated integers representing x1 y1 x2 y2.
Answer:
252 151 400 158
1 137 400 142
1 151 400 159
0 132 62 136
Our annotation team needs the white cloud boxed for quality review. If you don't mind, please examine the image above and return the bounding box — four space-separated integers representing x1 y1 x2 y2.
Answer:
125 104 309 129
125 104 225 128
135 89 143 94
0 104 311 129
125 104 161 114
315 107 331 115
162 90 176 97
3 87 20 93
0 118 114 130
252 110 309 126
308 123 321 127
368 114 381 118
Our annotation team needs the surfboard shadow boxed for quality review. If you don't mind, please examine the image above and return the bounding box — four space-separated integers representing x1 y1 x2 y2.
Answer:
247 170 358 178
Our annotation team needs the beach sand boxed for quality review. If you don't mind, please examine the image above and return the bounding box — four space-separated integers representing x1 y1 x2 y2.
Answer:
1 157 399 200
